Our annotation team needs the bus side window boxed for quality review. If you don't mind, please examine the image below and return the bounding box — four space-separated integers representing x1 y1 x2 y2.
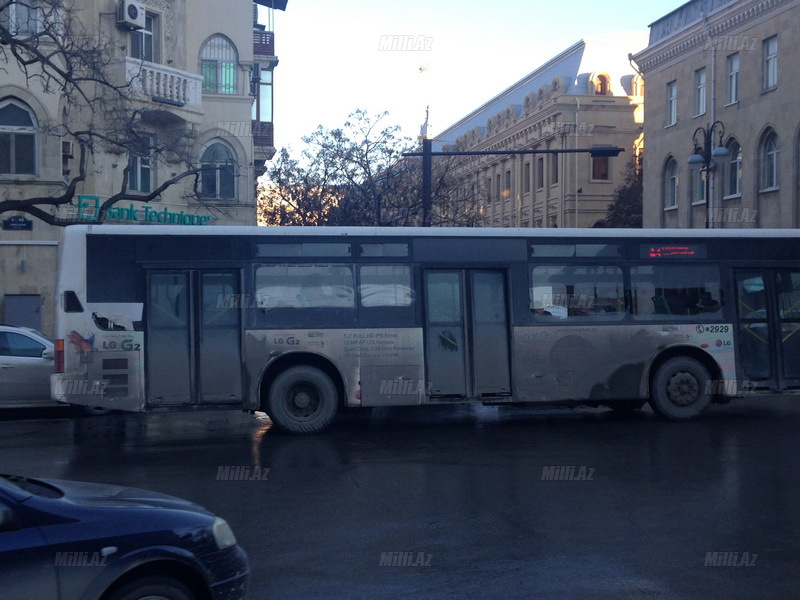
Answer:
255 265 355 309
359 266 413 308
631 265 723 320
531 266 624 321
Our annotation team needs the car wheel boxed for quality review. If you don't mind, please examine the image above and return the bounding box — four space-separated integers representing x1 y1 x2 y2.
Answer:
107 575 197 600
650 357 712 420
267 366 338 434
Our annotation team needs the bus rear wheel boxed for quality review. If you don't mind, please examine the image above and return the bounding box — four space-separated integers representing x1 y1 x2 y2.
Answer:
267 366 338 434
650 357 712 420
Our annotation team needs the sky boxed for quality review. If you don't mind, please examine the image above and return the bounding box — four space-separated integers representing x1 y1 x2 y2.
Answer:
263 0 684 153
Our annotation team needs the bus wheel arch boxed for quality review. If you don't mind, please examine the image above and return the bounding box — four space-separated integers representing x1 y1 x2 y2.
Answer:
648 348 721 420
260 354 343 434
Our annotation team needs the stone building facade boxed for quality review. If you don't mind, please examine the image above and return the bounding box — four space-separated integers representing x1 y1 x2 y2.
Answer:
436 32 648 229
633 0 798 229
0 0 284 333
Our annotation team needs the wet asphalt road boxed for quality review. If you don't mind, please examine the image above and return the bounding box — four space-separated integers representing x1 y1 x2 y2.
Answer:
1 398 799 600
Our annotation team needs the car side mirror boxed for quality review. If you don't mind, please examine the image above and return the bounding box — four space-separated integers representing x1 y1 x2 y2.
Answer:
42 348 54 360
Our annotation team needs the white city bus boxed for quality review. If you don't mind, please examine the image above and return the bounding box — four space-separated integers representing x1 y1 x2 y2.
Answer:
51 224 800 433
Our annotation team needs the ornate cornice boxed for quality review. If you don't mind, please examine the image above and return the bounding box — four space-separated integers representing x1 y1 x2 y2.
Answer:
635 0 793 72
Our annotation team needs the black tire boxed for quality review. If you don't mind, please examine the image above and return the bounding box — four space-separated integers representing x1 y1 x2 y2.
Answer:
649 357 712 420
267 366 338 434
107 576 197 600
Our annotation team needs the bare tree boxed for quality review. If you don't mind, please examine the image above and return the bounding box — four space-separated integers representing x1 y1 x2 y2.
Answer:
0 0 221 225
259 109 483 227
258 147 342 226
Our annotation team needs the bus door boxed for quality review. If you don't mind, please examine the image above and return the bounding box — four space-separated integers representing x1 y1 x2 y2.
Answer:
146 270 243 406
423 270 512 398
734 269 800 390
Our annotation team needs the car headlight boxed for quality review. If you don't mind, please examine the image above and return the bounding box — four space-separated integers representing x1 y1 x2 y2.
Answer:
212 517 237 550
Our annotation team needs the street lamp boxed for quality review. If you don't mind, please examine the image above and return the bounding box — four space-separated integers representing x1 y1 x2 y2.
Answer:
688 120 729 228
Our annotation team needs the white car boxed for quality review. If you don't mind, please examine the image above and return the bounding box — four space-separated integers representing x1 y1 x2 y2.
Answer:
0 325 55 407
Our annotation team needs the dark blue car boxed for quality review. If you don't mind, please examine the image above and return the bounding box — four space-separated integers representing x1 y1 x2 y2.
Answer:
0 474 249 600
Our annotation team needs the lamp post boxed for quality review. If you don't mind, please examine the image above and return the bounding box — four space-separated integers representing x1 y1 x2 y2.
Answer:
688 120 729 228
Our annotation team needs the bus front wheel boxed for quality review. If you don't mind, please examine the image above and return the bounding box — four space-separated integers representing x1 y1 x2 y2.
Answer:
267 366 338 434
650 357 712 420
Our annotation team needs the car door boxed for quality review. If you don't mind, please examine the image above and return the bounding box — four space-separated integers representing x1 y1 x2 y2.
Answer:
0 331 53 403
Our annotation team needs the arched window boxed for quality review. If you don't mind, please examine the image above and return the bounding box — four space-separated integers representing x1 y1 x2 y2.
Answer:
0 1 43 36
594 74 610 95
726 139 742 197
200 35 238 94
200 141 236 199
0 98 37 176
759 130 779 190
662 157 678 209
632 75 644 97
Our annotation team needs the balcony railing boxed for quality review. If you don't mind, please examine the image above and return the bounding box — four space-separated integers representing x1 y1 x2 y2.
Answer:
113 57 203 107
253 31 275 56
252 121 274 148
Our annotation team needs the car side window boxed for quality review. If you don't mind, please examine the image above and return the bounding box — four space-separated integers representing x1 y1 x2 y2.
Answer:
2 333 45 358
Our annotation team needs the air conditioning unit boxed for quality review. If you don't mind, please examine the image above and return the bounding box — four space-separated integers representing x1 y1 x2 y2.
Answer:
61 141 74 158
117 0 146 30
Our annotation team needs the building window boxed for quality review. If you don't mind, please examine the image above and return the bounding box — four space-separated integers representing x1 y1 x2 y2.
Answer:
128 135 152 193
495 174 501 202
663 158 678 209
666 81 677 126
694 68 706 116
727 53 739 104
536 157 544 190
631 75 644 97
503 169 511 199
591 154 609 181
200 141 237 199
485 177 492 201
250 68 273 122
0 98 37 176
594 74 609 95
0 0 43 36
692 169 706 204
201 35 238 95
131 13 158 63
726 140 742 197
523 162 530 194
759 131 779 190
551 154 559 185
763 36 778 91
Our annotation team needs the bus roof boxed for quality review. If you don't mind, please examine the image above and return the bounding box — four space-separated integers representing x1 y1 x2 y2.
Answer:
66 224 800 240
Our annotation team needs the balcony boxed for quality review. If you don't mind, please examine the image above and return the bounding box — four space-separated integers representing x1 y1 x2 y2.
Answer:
253 121 275 164
253 31 275 57
110 58 204 124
